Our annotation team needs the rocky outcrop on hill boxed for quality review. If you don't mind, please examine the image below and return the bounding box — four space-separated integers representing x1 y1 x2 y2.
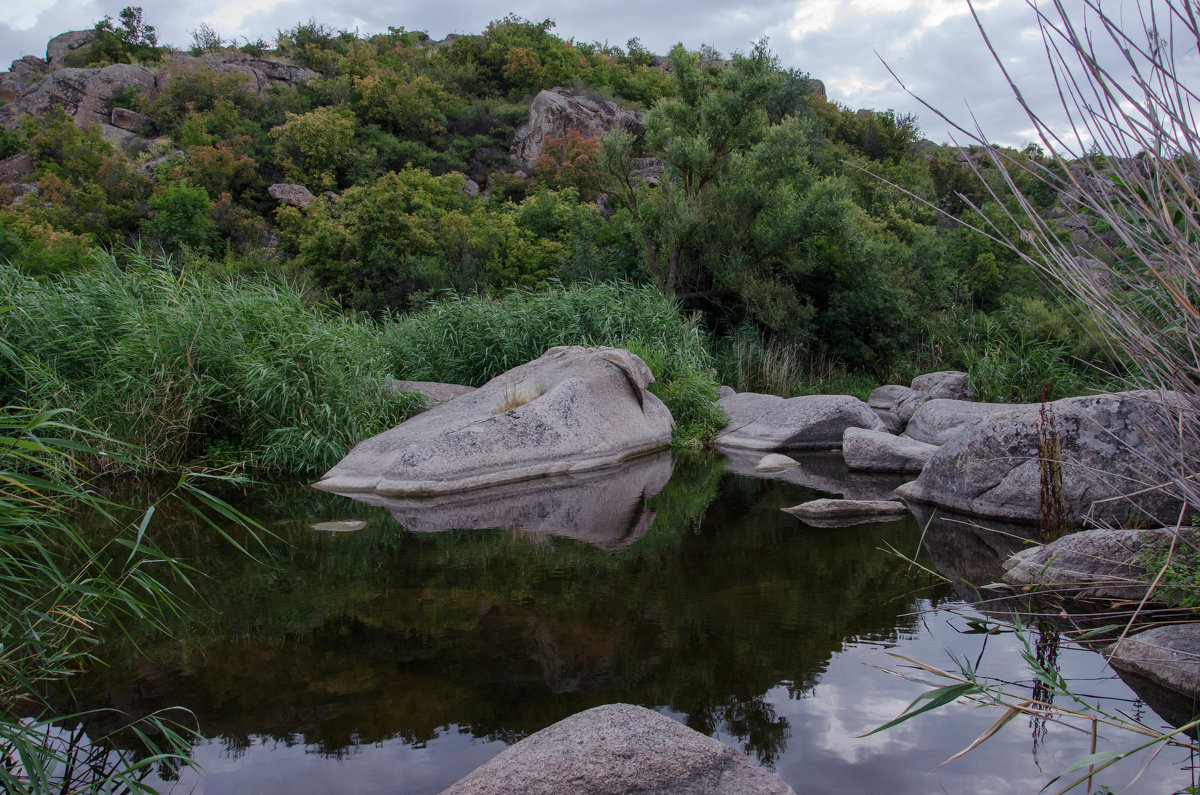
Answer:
441 703 795 795
511 88 644 168
314 346 672 496
46 31 95 66
0 152 35 185
715 392 885 452
7 63 157 128
896 391 1194 527
168 53 316 94
267 183 314 208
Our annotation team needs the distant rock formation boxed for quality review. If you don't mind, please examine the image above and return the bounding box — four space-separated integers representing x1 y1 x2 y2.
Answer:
511 88 644 169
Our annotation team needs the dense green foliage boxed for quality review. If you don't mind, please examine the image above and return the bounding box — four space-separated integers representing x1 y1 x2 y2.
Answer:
1 250 423 474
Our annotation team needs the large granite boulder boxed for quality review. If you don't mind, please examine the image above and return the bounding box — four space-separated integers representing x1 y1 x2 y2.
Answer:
441 703 795 795
842 427 937 473
1107 624 1200 699
0 152 35 185
715 392 884 452
267 183 314 208
1002 527 1195 601
511 88 644 169
903 399 1018 446
13 64 157 126
315 346 672 496
896 391 1193 526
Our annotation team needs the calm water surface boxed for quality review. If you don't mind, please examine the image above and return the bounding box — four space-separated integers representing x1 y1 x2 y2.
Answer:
66 452 1199 793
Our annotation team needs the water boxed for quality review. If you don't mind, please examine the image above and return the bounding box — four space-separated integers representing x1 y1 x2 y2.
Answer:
59 452 1199 793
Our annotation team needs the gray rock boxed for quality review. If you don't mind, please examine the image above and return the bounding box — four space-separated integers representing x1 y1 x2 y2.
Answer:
903 399 1017 446
390 380 476 410
841 472 913 501
441 703 795 795
335 451 672 549
1002 527 1194 601
97 123 137 147
867 384 911 410
896 391 1195 526
716 392 885 452
46 31 95 66
753 453 799 473
842 427 937 473
511 88 644 169
463 177 480 197
0 152 34 185
717 385 736 399
267 183 314 208
9 55 48 81
1107 624 1200 699
631 156 662 186
783 498 911 528
315 346 672 497
167 53 316 95
911 370 972 399
311 520 366 533
15 64 157 126
110 106 150 131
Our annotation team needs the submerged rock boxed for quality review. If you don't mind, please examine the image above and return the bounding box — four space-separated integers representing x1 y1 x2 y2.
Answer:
716 392 884 452
315 346 672 496
782 498 911 528
842 427 937 473
753 453 800 473
1107 624 1200 700
721 448 847 494
441 703 795 795
896 391 1193 527
311 520 366 533
334 452 672 549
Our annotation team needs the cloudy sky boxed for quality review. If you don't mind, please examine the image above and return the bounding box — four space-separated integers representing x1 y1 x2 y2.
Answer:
0 0 1185 147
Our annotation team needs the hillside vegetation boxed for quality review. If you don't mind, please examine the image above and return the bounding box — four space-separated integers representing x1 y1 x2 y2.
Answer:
0 9 1121 472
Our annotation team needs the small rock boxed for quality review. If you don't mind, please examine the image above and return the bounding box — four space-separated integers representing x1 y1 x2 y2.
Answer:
716 392 885 452
389 380 476 410
782 498 911 528
464 177 480 197
753 453 799 473
867 384 911 410
718 385 736 399
46 30 95 66
110 106 150 132
911 370 972 399
311 520 367 533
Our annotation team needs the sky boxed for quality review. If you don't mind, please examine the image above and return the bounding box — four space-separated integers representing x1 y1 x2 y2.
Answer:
0 0 1189 148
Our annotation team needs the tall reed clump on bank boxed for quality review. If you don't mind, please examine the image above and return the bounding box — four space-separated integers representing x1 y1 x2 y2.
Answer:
0 250 423 474
0 401 266 793
711 325 880 400
383 282 726 446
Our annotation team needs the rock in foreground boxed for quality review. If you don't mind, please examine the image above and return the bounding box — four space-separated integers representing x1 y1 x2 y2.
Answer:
896 391 1192 526
315 346 671 496
716 392 884 452
441 703 795 795
1107 625 1200 700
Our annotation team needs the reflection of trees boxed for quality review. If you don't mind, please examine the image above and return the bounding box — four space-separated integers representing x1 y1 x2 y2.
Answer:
57 455 948 767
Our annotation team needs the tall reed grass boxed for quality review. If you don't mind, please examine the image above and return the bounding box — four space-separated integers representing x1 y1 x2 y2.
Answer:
712 326 878 400
1 250 422 474
383 283 726 446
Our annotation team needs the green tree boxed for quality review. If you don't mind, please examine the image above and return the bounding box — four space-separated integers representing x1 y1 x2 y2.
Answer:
270 106 357 191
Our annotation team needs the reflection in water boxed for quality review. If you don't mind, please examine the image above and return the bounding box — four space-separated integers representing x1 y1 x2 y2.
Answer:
328 451 673 549
47 453 1198 794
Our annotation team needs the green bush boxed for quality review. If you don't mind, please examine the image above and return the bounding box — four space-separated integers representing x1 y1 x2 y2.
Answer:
382 282 726 446
1 250 422 473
